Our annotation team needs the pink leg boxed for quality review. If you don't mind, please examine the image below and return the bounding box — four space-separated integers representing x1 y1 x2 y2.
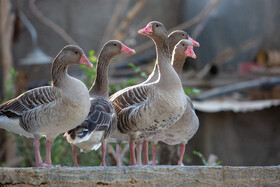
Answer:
129 140 136 166
33 138 44 167
152 143 158 165
142 140 149 165
44 139 53 166
136 142 142 165
100 143 107 166
72 145 79 167
116 143 122 166
178 143 185 166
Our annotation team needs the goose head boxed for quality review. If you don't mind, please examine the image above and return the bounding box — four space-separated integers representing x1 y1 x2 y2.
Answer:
168 30 189 56
138 21 168 41
173 39 197 60
100 40 136 60
57 45 93 68
168 30 200 56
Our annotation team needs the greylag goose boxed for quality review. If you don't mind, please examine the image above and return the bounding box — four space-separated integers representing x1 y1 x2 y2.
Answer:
151 39 199 166
64 40 136 166
110 30 199 166
141 30 200 165
143 30 199 84
0 45 92 167
110 21 196 165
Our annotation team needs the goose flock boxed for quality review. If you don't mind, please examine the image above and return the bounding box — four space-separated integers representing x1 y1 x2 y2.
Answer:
0 21 199 167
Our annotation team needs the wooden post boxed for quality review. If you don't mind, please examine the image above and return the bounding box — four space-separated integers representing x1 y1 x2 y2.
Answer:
0 0 18 167
0 0 15 100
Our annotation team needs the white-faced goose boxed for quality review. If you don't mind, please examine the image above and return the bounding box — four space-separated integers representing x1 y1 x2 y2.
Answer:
110 21 194 165
151 39 199 166
140 30 200 165
64 40 136 166
0 45 92 167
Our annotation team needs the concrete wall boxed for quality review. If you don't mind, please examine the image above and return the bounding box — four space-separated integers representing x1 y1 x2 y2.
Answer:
0 166 279 186
186 106 280 166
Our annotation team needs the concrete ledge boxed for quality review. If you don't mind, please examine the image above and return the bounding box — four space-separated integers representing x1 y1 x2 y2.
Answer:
0 166 279 186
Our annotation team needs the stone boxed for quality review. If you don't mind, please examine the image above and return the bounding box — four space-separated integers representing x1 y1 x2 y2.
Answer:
0 166 279 186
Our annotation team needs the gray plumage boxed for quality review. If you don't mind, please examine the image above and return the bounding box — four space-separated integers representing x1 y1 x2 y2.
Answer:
109 31 190 145
152 39 199 146
143 30 190 84
0 45 92 166
110 21 187 142
64 40 135 156
65 97 117 152
0 45 91 140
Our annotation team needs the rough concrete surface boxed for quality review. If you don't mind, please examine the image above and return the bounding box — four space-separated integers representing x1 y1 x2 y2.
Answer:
0 166 279 187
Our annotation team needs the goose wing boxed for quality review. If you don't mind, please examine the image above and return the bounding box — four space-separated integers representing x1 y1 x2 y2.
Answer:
0 86 63 133
0 86 62 118
110 84 152 134
110 84 151 115
67 97 117 140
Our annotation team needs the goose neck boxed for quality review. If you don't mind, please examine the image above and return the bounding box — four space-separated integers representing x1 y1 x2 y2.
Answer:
153 37 182 88
155 37 170 65
89 54 111 97
171 56 185 79
51 56 68 87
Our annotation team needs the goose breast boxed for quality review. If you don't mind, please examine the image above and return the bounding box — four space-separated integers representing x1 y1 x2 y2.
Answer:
152 96 199 145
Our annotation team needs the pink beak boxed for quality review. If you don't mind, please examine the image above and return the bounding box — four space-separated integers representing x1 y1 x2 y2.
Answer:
188 36 200 47
185 46 197 59
79 54 93 68
121 44 136 54
138 24 153 35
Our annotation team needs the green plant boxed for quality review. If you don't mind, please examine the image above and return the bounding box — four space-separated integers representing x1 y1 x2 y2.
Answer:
109 63 147 93
184 88 200 95
79 50 97 89
0 69 18 167
128 63 148 79
1 68 18 103
15 134 103 167
182 153 192 164
193 151 222 166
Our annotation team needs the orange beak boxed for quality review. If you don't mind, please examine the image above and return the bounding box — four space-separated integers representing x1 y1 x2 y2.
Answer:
79 54 93 68
185 46 196 59
188 36 200 47
138 24 153 35
121 44 136 54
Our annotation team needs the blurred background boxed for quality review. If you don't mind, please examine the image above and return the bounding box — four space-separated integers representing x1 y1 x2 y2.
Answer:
0 0 279 167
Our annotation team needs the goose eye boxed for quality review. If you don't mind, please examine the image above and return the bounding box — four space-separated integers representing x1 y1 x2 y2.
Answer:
113 43 117 46
156 24 159 27
182 43 185 46
182 34 185 36
74 51 78 54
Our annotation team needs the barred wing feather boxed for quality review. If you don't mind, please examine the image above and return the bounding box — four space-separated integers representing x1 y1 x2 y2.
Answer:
110 84 152 134
0 86 62 132
110 84 151 115
67 98 117 140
